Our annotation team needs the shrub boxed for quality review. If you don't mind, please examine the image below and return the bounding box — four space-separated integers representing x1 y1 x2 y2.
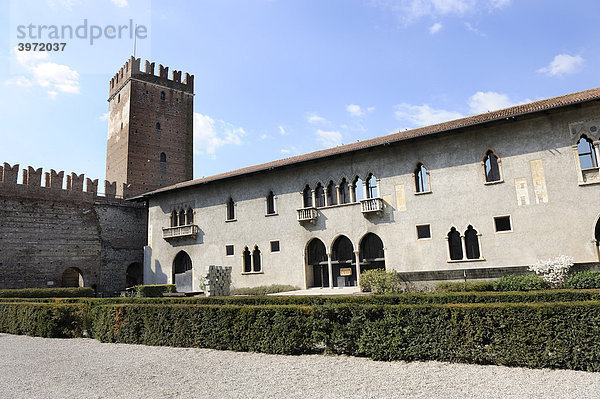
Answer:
90 304 314 355
493 274 548 291
0 302 86 338
314 301 600 371
133 284 176 297
360 269 405 294
565 271 600 289
529 255 574 288
230 285 300 296
0 287 95 298
435 281 494 292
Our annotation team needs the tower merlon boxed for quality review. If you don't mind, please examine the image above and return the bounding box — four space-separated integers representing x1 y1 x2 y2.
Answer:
108 57 194 100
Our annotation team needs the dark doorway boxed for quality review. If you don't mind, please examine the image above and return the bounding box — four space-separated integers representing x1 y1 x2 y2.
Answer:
331 235 355 287
307 238 328 288
61 267 84 287
360 233 385 273
126 262 143 288
173 251 193 292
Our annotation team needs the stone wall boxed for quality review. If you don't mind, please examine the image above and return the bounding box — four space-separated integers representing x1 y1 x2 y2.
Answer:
0 163 146 295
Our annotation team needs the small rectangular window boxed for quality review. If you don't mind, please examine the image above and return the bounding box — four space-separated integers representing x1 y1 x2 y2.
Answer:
225 245 234 256
270 240 280 253
494 216 512 232
416 224 431 239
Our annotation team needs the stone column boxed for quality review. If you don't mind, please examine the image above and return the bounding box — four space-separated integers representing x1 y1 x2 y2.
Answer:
460 235 467 260
323 187 330 207
327 252 334 289
354 250 361 287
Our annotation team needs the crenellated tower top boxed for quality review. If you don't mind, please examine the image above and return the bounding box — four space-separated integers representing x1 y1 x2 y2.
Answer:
108 56 194 100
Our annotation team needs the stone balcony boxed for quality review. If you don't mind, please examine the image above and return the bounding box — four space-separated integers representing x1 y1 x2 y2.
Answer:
297 207 318 224
360 197 383 215
162 224 199 240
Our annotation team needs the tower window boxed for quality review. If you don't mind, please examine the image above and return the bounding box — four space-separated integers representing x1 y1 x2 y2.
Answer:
483 150 502 183
414 163 430 193
266 191 276 215
156 122 161 130
270 240 280 253
226 245 234 256
160 152 166 163
416 224 431 239
160 91 166 101
226 197 235 221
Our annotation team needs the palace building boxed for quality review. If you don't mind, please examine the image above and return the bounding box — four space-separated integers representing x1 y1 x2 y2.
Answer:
135 87 600 291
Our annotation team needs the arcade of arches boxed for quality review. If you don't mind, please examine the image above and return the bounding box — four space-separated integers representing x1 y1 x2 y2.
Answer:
306 233 385 288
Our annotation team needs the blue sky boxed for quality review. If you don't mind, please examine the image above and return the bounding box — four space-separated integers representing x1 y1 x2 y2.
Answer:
1 0 598 182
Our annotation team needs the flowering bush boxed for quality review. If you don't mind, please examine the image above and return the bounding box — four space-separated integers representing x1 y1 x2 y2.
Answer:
528 255 574 288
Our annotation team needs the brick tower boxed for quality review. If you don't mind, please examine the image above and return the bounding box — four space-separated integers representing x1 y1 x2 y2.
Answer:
106 56 194 198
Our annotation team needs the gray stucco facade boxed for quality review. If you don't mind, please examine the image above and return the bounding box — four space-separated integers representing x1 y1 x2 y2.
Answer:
142 90 600 291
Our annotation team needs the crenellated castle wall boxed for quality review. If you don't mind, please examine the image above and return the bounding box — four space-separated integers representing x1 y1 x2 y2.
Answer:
0 162 147 295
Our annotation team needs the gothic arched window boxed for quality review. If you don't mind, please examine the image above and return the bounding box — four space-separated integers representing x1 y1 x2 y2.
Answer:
483 150 501 182
577 136 598 170
252 246 262 272
464 225 480 259
302 185 312 208
447 227 463 261
415 163 430 193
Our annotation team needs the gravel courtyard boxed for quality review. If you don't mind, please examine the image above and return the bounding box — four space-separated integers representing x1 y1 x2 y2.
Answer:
1 334 599 399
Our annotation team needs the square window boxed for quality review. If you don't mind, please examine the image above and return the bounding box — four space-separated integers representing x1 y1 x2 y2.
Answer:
270 240 280 253
416 224 431 239
225 245 234 256
494 216 512 232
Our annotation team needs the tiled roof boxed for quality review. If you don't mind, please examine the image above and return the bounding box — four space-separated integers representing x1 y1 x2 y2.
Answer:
136 87 600 198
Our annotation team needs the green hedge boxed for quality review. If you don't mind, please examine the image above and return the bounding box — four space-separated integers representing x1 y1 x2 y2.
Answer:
493 274 548 291
133 284 177 297
4 289 600 306
360 269 405 294
565 271 600 289
435 281 495 292
0 302 86 338
90 304 314 355
0 287 95 298
230 285 300 296
314 301 600 371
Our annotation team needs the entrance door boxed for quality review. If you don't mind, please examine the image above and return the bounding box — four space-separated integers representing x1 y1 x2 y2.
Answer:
173 251 193 292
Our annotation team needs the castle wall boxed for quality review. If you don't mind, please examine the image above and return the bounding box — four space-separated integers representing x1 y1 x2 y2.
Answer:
145 101 600 290
0 164 146 295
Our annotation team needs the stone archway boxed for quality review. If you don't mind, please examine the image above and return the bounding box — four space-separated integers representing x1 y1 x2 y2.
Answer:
61 267 84 287
126 262 143 288
306 238 328 288
331 235 355 287
360 233 386 273
173 251 193 292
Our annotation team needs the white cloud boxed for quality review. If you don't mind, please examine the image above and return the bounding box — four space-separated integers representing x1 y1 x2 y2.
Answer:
468 91 517 113
374 0 511 24
367 106 375 112
464 22 485 36
316 130 342 148
4 76 33 87
308 114 328 124
537 54 584 77
394 103 463 127
193 113 246 157
278 125 287 135
111 0 128 7
346 104 364 117
6 47 80 97
260 134 269 140
99 113 109 121
429 22 443 34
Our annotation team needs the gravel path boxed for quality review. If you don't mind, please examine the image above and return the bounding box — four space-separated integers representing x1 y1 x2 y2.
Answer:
1 334 599 399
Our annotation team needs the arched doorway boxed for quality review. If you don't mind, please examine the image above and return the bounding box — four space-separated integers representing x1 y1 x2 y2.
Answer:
360 233 385 273
126 262 143 288
331 235 355 287
173 251 192 292
306 238 328 288
61 267 84 287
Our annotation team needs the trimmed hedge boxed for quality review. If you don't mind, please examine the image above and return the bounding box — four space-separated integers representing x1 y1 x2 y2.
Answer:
230 285 300 296
435 281 495 292
565 271 600 289
134 284 177 297
493 274 548 291
314 301 600 371
4 289 600 306
90 304 314 355
0 287 95 298
0 302 86 338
